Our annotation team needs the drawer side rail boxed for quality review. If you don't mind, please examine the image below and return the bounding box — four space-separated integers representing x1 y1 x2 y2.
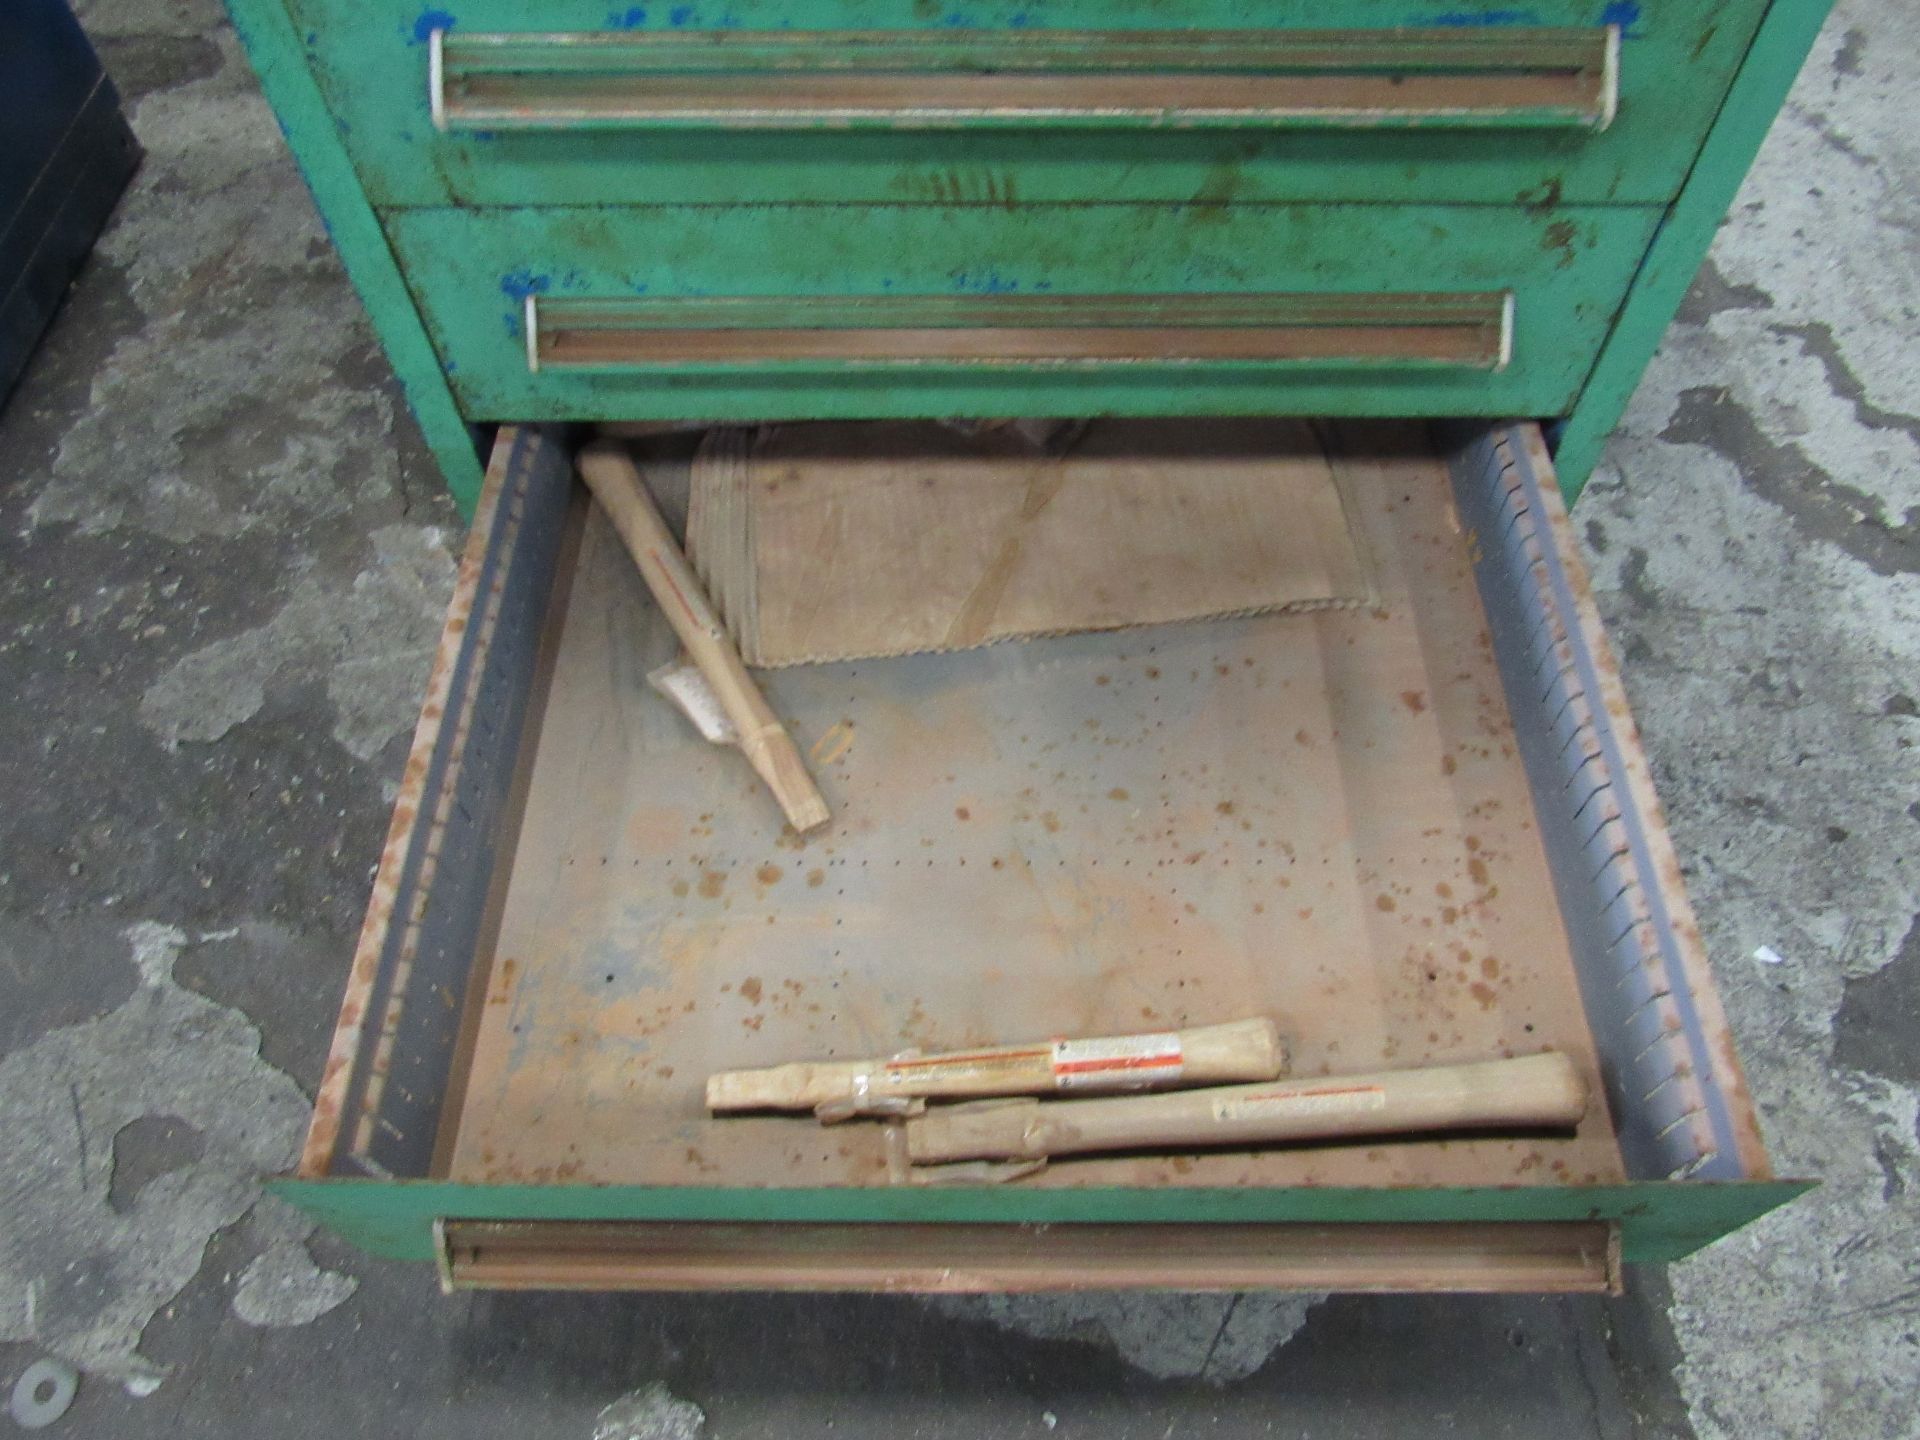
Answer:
1446 421 1769 1182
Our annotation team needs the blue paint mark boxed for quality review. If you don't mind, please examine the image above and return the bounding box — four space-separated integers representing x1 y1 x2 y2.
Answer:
411 9 456 44
1420 8 1539 27
941 12 978 28
1598 1 1642 34
951 269 1021 295
305 31 318 45
606 5 649 26
500 269 552 301
668 4 695 23
1007 12 1031 28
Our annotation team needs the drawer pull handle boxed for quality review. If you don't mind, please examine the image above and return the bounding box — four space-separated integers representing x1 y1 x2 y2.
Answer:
431 28 1618 133
523 292 1515 374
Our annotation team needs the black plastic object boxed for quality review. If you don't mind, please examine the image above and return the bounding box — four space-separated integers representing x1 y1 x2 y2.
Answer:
1 0 140 404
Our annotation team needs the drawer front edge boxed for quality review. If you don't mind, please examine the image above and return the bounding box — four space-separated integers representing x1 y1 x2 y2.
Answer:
289 0 1766 208
270 1175 1813 1269
387 202 1658 422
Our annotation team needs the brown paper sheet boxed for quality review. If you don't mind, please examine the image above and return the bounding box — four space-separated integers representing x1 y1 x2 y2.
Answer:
686 419 1376 667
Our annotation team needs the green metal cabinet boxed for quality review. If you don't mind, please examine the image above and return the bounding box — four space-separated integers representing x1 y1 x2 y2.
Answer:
223 0 1833 1284
228 0 1834 514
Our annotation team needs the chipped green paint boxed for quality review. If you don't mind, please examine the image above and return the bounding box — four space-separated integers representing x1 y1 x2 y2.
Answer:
1552 0 1838 501
272 1174 1815 1267
221 0 486 513
286 0 1762 207
386 200 1657 421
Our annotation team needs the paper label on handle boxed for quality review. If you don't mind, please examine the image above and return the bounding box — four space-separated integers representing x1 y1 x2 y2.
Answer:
1051 1032 1184 1089
881 1049 1050 1091
1212 1084 1386 1124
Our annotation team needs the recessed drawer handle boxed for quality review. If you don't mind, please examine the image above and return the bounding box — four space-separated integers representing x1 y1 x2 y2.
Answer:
523 292 1515 374
430 28 1618 133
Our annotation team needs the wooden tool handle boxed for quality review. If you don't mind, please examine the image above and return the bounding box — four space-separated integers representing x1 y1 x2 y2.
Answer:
905 1052 1589 1164
577 442 829 833
707 1018 1286 1112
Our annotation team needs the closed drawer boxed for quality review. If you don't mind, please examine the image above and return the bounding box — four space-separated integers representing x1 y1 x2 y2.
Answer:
285 0 1767 207
276 420 1804 1288
386 202 1659 422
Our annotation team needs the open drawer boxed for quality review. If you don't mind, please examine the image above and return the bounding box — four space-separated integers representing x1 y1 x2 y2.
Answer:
277 420 1807 1292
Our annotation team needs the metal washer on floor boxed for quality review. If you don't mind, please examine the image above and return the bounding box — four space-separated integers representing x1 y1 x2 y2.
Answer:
10 1359 78 1430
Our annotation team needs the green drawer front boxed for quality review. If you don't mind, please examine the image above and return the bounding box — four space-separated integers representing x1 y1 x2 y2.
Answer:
290 0 1765 207
386 202 1659 421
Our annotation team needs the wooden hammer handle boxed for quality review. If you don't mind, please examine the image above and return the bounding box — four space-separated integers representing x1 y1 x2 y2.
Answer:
707 1018 1286 1112
577 442 828 833
905 1052 1590 1164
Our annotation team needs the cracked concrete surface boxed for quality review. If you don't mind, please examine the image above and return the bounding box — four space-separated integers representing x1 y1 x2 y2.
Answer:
0 0 1914 1433
928 1293 1324 1385
1581 2 1919 1434
0 923 354 1386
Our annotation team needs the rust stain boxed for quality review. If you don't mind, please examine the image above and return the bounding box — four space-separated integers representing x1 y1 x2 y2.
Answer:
1468 857 1490 887
955 805 971 821
1542 218 1579 269
806 868 825 887
1375 895 1396 912
1040 811 1062 833
1108 787 1131 802
671 879 690 898
1400 690 1428 714
1216 800 1235 816
740 976 763 1004
1441 754 1458 776
698 870 727 899
756 863 783 886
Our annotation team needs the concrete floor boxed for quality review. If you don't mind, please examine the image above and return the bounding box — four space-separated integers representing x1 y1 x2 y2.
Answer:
0 0 1914 1434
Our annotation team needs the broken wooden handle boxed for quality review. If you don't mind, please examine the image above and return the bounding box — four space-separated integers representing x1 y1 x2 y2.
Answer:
707 1018 1286 1112
904 1051 1589 1164
576 441 830 833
